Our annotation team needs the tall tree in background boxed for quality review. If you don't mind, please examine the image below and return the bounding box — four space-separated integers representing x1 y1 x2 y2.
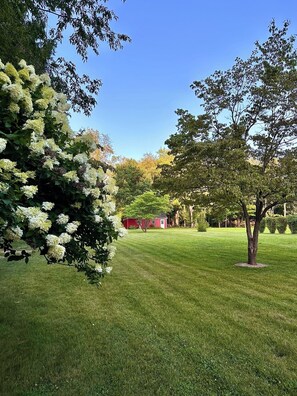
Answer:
138 153 159 183
78 128 117 165
138 149 174 183
159 21 297 265
115 149 173 213
115 159 151 212
0 0 130 115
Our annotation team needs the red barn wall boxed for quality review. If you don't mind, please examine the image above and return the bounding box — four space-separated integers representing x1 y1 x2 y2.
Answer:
123 217 167 229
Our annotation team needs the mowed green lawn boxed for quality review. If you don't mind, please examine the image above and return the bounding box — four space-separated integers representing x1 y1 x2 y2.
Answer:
1 228 297 396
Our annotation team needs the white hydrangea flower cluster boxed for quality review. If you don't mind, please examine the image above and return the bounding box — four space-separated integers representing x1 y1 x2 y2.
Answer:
56 214 69 225
0 59 124 283
94 264 112 275
0 159 35 191
46 234 59 246
0 182 9 193
103 171 119 195
42 202 55 211
73 153 88 164
43 157 60 170
102 201 116 215
118 227 128 238
107 245 117 259
95 264 103 273
58 233 72 244
65 221 80 234
63 170 79 183
16 207 52 232
47 244 66 261
45 232 72 260
20 185 38 199
0 138 7 153
107 211 127 239
0 159 16 171
23 118 45 135
14 170 35 184
4 226 23 241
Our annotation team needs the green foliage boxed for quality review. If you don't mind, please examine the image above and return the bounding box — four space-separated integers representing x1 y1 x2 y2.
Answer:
276 216 287 234
287 215 297 234
259 218 266 233
158 21 297 264
0 0 130 115
197 222 208 232
124 191 171 232
197 212 209 232
115 159 151 210
0 59 126 284
266 217 277 234
0 0 53 74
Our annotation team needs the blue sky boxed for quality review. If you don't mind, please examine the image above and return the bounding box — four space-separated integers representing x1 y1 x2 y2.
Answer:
58 0 297 160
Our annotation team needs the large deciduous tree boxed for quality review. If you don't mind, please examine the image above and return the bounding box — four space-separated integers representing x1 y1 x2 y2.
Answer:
159 21 297 265
138 149 174 183
124 191 171 232
0 0 130 115
115 159 151 211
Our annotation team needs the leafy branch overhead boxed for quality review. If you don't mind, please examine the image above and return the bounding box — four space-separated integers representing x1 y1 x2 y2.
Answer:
0 0 131 115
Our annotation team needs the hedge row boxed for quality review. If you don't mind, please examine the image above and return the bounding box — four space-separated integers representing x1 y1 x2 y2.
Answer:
260 215 297 234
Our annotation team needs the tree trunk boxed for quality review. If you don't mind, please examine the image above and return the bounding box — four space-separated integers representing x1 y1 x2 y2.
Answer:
189 205 194 228
242 203 261 265
245 219 259 265
174 210 179 227
144 219 150 232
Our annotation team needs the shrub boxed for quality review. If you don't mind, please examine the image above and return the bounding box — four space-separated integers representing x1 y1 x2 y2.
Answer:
276 216 287 234
287 215 297 234
0 59 126 284
259 218 266 233
197 213 209 232
266 217 276 234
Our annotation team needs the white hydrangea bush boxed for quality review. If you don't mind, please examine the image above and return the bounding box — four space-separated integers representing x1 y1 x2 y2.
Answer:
0 59 126 284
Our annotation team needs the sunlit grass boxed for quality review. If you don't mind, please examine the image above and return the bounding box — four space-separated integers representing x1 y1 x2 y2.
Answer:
1 228 297 395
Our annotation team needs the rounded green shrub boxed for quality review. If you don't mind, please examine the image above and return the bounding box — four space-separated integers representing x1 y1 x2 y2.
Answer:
197 213 209 232
259 218 266 233
197 221 209 232
287 215 297 234
276 216 287 234
266 217 276 234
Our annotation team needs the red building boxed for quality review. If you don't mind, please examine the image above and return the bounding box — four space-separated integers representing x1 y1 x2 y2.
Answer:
123 215 167 230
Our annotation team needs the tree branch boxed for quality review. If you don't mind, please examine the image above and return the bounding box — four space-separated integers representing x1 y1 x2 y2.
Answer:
262 201 278 217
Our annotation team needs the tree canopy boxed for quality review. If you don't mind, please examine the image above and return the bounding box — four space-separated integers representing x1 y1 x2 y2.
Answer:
0 0 130 115
138 149 174 183
115 159 151 212
124 191 171 232
158 21 297 265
